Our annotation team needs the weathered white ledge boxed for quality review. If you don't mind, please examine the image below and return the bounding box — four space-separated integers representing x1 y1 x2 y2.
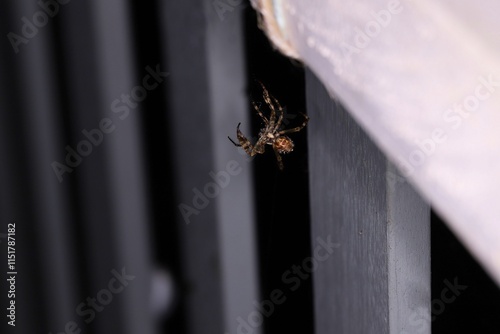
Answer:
252 0 500 285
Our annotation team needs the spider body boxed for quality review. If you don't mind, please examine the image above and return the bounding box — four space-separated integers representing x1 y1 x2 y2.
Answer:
273 136 294 154
228 82 309 170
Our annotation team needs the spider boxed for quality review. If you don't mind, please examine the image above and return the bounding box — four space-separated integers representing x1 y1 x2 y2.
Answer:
228 82 309 170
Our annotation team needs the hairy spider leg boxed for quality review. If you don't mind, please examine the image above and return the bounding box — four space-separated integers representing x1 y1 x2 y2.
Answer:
252 101 268 125
237 130 254 156
258 82 285 132
278 113 309 135
236 123 254 155
228 122 242 147
228 136 240 146
272 96 285 132
231 123 267 156
272 146 284 171
258 81 278 127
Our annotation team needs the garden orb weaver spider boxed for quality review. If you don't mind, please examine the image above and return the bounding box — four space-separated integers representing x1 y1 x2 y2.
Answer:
228 82 309 170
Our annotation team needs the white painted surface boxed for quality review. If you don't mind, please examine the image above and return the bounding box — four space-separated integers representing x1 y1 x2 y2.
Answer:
253 0 500 286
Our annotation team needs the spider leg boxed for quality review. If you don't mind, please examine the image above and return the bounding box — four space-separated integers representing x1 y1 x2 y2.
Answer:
230 123 258 156
258 81 278 127
273 97 285 132
251 138 266 155
252 101 268 125
228 136 241 147
277 113 309 135
273 146 284 171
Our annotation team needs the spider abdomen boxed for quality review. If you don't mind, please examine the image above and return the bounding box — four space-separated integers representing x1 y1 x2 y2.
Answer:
273 136 294 154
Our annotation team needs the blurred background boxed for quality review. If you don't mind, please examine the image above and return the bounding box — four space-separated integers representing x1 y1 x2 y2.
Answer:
0 1 311 333
1 1 500 334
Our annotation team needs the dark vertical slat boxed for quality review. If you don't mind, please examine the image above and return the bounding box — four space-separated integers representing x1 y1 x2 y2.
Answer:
160 3 224 333
160 1 260 333
58 1 154 333
204 2 261 333
90 2 155 333
57 2 121 330
306 69 430 333
0 1 78 333
387 163 431 334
